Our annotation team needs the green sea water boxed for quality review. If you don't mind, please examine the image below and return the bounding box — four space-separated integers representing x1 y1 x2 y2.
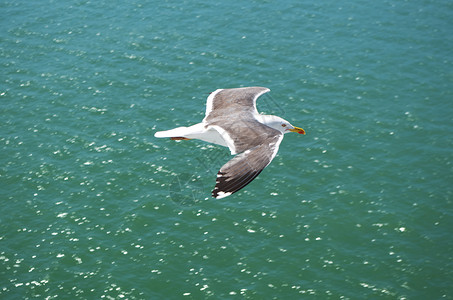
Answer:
1 0 453 298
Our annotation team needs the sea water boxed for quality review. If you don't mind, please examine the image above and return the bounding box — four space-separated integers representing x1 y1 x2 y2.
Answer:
1 0 452 298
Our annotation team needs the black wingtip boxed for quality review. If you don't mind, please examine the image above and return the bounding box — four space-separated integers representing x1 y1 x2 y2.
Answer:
212 172 233 199
211 169 264 199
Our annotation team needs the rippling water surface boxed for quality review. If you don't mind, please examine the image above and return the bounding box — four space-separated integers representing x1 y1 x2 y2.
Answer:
1 0 452 298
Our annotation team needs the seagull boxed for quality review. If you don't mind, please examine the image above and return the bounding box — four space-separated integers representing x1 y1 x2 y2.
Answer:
154 87 305 199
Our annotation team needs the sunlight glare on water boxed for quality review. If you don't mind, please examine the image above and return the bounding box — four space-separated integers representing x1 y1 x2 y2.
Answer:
1 0 452 298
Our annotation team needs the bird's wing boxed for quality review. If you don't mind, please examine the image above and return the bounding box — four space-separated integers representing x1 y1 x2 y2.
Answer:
203 87 270 122
212 133 283 199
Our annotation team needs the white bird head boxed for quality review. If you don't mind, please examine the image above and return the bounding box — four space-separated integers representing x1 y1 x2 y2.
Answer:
261 115 305 135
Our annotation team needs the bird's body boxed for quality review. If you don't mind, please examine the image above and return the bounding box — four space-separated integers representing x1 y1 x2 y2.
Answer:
154 87 305 198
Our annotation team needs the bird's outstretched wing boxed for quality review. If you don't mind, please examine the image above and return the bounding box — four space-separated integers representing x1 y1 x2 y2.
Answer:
212 133 283 199
204 87 270 122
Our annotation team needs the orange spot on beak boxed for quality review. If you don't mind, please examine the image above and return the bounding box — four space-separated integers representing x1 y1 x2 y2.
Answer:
289 126 305 134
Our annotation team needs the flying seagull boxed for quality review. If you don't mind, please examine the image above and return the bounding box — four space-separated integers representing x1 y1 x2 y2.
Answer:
154 87 305 199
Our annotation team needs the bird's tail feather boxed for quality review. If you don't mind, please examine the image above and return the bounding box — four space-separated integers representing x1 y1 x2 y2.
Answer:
154 126 189 138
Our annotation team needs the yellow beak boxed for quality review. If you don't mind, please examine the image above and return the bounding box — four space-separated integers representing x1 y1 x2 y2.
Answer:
289 126 306 134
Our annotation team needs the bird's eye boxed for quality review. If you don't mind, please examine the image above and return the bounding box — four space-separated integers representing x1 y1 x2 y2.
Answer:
281 124 286 127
